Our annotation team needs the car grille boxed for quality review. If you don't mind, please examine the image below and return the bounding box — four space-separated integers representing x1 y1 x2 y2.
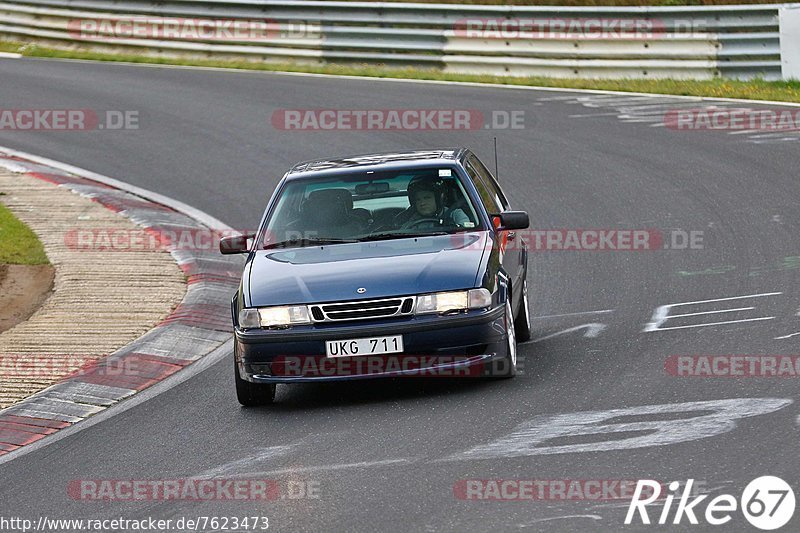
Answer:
310 296 415 322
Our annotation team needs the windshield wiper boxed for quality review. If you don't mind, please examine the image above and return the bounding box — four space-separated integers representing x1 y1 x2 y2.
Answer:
358 231 448 242
263 237 358 250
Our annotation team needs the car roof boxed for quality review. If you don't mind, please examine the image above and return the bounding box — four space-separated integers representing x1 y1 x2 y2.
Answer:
286 148 471 180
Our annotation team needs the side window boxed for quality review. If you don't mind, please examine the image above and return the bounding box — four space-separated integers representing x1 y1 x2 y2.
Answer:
469 156 510 210
465 161 502 214
442 176 479 227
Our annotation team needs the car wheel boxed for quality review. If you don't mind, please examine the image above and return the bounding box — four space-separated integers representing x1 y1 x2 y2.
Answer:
514 278 532 343
235 359 276 407
487 298 518 378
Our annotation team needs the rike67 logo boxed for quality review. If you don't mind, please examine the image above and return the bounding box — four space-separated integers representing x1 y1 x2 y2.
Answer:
626 477 795 530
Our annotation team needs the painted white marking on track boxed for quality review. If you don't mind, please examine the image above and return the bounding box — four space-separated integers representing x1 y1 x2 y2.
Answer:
560 94 800 144
0 146 231 231
443 398 792 461
729 129 765 135
775 332 800 340
568 112 621 118
643 292 781 332
248 458 412 477
533 309 613 319
17 57 800 110
531 323 606 343
668 306 755 318
0 52 21 59
525 515 602 524
0 339 233 466
651 317 775 331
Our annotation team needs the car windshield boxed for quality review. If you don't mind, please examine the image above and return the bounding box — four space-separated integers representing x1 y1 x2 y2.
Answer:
259 167 483 249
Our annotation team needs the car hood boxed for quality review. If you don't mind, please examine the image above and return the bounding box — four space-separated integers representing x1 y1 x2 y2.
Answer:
246 232 488 306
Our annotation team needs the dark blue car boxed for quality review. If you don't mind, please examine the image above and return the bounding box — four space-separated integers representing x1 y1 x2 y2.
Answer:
220 148 530 406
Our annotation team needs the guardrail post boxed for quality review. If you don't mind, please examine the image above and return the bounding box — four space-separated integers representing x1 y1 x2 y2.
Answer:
780 5 800 80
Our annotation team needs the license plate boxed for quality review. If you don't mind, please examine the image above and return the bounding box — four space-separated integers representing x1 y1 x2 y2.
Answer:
325 335 403 357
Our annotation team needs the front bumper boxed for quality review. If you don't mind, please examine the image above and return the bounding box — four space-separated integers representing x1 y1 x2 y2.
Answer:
235 305 507 383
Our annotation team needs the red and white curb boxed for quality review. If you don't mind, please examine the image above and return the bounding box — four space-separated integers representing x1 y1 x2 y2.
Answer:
0 148 241 456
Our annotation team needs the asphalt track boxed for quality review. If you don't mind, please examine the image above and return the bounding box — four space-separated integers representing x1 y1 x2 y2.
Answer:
1 57 800 532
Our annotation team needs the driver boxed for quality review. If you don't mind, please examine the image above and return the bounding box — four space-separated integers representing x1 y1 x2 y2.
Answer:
394 175 469 229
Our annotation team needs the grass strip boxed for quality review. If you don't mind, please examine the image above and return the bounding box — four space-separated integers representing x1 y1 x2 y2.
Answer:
0 202 49 265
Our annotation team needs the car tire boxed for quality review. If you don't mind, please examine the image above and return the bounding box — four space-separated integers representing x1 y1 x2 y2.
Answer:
486 298 517 379
235 360 276 407
514 278 532 343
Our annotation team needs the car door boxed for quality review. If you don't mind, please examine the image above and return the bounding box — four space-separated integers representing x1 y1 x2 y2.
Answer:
464 155 526 311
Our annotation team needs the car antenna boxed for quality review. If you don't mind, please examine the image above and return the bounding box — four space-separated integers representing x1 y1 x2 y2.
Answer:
493 137 499 180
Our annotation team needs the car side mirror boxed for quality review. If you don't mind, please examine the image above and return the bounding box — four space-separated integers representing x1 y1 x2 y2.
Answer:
219 233 254 254
493 211 529 231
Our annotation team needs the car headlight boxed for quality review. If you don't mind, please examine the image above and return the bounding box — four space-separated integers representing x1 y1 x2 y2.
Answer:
415 289 492 315
238 305 312 329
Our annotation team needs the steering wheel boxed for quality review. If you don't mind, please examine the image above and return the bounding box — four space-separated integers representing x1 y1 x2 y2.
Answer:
400 217 442 230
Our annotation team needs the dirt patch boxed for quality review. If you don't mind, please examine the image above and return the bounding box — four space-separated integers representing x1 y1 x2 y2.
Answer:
0 264 55 333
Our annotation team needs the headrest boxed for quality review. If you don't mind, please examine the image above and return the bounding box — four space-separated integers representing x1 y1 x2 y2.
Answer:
306 188 353 211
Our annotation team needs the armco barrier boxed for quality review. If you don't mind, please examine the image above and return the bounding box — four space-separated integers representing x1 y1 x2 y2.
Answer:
0 1 798 80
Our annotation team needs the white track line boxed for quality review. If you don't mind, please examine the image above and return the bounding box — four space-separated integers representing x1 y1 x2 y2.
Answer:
25 56 800 109
0 145 231 232
0 339 233 465
0 147 236 464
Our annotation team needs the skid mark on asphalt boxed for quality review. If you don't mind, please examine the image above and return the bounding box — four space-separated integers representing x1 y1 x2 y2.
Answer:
192 436 412 479
190 432 373 479
545 94 800 145
677 256 800 279
193 444 300 479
